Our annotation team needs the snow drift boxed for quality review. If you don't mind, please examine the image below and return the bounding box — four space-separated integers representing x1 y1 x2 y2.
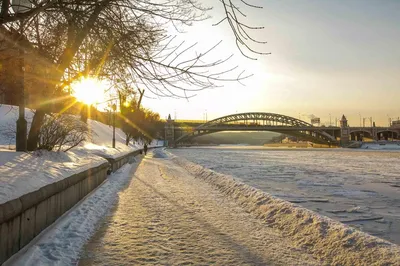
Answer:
169 151 400 265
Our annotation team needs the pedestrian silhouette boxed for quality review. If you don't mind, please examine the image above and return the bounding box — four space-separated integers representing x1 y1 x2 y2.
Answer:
143 143 148 155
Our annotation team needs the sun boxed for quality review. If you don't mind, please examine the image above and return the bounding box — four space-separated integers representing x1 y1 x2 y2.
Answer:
71 77 106 105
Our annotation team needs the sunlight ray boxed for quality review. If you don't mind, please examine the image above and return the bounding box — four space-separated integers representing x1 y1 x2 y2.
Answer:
116 113 154 141
36 95 74 108
56 99 78 116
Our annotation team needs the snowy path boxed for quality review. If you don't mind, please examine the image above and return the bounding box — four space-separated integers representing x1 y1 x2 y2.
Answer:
79 153 319 265
5 160 142 266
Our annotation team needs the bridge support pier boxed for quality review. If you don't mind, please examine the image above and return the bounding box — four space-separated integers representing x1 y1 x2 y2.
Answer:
340 115 350 146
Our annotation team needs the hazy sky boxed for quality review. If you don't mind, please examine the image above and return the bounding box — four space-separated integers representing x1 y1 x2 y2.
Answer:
143 0 400 126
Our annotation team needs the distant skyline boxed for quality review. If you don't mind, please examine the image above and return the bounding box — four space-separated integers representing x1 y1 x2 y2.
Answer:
142 0 400 127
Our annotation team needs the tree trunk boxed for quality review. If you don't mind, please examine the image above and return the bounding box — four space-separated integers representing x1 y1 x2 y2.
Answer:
27 108 46 151
26 1 110 152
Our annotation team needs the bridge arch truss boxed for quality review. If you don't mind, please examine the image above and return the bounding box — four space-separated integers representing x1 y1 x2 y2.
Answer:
175 112 338 144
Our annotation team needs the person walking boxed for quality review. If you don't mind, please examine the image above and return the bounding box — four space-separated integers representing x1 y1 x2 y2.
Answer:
143 143 148 155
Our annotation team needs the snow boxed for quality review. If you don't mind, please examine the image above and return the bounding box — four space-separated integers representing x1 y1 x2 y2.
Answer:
361 141 400 150
167 150 400 265
4 149 400 265
0 104 161 204
78 149 320 265
0 150 107 205
169 147 400 245
0 105 33 149
83 120 139 159
4 161 139 266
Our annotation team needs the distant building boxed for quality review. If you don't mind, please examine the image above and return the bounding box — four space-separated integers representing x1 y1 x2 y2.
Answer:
392 120 400 128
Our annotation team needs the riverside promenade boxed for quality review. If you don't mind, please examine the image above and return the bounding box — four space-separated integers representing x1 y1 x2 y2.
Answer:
78 152 319 265
78 150 400 265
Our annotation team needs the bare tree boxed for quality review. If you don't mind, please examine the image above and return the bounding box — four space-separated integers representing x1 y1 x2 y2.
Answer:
218 0 270 59
38 114 90 152
1 0 269 151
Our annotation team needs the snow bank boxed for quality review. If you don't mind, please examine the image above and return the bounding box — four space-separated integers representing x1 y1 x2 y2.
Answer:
169 152 400 265
85 119 139 159
0 104 163 204
0 149 107 205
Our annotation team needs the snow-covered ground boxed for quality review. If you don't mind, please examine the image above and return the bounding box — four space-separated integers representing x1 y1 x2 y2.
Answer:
78 150 320 265
0 149 107 205
169 146 400 245
4 159 141 266
5 149 400 265
0 104 160 204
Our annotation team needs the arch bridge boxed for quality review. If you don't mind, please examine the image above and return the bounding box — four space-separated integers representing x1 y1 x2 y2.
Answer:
171 112 340 145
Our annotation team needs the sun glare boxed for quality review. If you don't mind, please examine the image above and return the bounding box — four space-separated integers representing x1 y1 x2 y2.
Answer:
71 77 106 105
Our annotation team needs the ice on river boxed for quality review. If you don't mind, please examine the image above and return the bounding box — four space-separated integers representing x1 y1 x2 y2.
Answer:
168 146 400 245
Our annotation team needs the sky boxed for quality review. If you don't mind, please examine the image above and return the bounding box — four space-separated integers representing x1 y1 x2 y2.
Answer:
141 0 400 127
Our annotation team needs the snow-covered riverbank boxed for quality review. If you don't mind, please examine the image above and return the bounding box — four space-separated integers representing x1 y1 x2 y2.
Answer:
0 104 159 205
169 146 400 245
170 151 400 265
6 149 400 265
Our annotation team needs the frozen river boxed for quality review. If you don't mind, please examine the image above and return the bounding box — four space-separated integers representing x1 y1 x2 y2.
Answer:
169 146 400 245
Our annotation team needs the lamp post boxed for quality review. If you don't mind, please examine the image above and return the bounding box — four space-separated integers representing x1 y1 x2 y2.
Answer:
112 103 116 148
13 0 31 151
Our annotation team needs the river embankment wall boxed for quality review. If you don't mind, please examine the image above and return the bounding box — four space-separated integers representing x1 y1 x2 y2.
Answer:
0 148 146 264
